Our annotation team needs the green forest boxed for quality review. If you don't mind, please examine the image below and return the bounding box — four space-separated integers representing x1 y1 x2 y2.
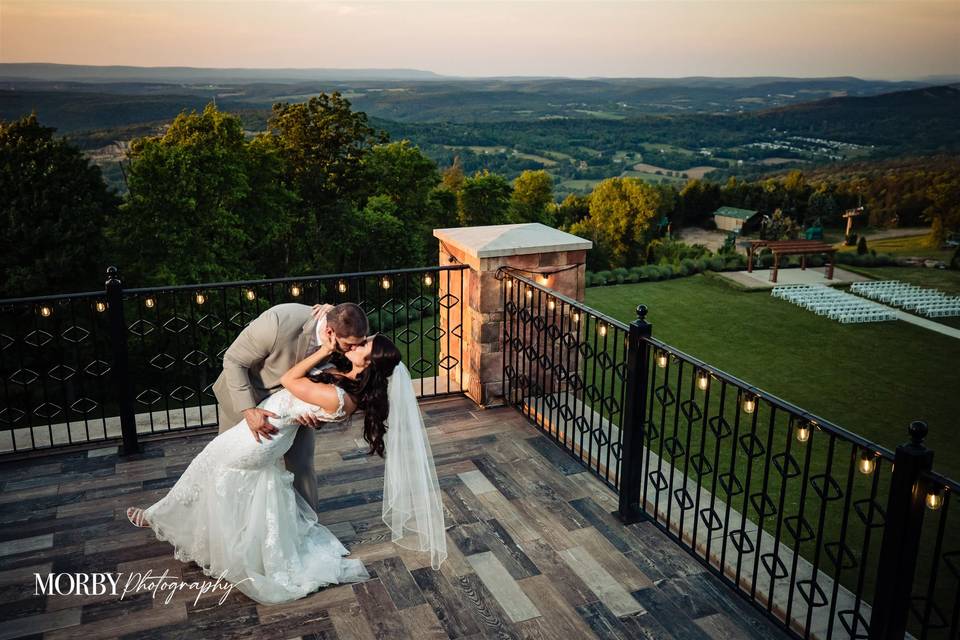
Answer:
2 92 959 298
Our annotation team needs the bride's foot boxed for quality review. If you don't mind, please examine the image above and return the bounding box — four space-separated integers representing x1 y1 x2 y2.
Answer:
126 506 150 528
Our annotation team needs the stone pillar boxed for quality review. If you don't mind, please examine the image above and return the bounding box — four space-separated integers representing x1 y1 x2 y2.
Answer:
434 223 592 407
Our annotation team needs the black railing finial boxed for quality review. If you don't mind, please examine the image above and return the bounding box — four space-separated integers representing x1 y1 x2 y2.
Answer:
636 304 648 321
908 419 928 445
105 265 120 286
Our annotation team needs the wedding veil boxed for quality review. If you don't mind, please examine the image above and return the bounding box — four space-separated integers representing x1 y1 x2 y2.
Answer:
381 361 447 570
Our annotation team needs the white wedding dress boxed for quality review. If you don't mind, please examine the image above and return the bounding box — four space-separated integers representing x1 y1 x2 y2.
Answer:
143 385 371 605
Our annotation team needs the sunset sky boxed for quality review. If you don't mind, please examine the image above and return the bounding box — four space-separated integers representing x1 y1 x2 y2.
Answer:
1 0 958 79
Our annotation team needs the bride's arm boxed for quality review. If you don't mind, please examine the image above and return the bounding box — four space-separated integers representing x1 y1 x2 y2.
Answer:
279 344 344 416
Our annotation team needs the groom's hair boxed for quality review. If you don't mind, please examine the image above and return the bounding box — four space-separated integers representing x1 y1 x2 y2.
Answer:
326 302 369 338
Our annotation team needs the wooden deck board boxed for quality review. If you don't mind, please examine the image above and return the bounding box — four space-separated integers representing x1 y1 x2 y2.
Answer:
0 395 787 639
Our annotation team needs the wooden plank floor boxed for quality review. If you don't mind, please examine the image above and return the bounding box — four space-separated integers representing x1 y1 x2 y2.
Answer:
0 396 789 639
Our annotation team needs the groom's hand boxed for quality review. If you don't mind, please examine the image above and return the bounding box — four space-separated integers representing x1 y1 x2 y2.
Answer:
243 408 280 443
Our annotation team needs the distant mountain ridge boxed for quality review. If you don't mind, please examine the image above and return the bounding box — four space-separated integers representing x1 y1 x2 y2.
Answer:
0 63 445 83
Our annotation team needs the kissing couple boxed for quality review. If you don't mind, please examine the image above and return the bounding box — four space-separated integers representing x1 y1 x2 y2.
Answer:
124 301 447 604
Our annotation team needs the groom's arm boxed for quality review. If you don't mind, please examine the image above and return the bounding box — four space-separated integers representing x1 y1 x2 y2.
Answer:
222 308 281 414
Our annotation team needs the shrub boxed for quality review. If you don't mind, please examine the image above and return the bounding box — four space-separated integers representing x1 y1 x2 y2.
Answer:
611 267 629 284
594 270 611 285
857 236 869 255
853 254 873 266
845 232 858 246
585 271 595 287
836 252 855 265
759 253 774 268
625 270 641 283
695 258 710 273
874 253 893 266
807 255 824 268
676 262 691 277
680 258 698 274
641 265 662 281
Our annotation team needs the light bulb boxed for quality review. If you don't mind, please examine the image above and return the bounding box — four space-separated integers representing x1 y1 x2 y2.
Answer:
697 370 709 391
39 306 52 318
858 451 876 475
743 395 756 414
656 351 668 368
548 299 556 311
144 297 155 309
195 293 206 305
381 277 391 290
337 280 348 294
290 285 301 297
926 487 944 511
245 289 256 301
598 323 607 337
795 422 811 443
424 274 433 286
95 301 107 313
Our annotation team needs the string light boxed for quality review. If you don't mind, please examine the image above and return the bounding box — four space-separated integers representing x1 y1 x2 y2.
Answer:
39 305 52 318
381 276 391 290
743 394 756 414
598 323 607 337
94 301 107 313
656 350 668 368
337 279 348 294
795 422 812 443
571 311 581 323
858 450 877 475
423 274 433 286
144 297 155 309
926 486 945 511
195 293 206 305
525 287 533 300
244 289 256 301
505 278 513 290
547 299 556 311
697 370 710 391
290 284 301 297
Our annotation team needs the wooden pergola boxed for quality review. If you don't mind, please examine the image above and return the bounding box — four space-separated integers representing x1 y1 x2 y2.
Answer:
747 239 837 283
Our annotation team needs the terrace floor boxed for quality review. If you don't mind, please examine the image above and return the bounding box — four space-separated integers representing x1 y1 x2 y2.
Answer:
0 395 788 640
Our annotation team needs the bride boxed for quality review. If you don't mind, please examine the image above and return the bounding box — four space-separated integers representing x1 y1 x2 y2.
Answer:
125 332 447 605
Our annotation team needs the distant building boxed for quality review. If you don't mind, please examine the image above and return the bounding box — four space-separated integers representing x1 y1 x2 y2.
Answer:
712 206 760 232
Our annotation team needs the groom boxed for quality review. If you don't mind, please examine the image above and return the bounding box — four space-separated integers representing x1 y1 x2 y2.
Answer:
212 302 370 512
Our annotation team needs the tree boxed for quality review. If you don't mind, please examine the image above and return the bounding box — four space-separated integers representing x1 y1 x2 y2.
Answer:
509 170 555 224
112 103 297 285
458 170 512 226
760 208 802 241
857 236 869 255
440 156 466 193
925 175 960 246
570 177 663 268
344 196 423 270
0 113 118 296
677 179 721 227
263 93 387 272
556 193 590 229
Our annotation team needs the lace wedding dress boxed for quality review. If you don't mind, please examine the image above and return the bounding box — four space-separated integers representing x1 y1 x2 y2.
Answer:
143 386 370 605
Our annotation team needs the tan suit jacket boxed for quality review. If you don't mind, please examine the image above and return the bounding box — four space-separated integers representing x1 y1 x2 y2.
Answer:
212 303 320 431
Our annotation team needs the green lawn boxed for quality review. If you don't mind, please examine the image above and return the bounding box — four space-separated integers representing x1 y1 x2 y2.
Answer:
584 274 960 480
836 233 955 262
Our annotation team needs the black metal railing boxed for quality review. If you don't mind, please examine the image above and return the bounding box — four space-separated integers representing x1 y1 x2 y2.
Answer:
501 271 957 640
0 265 467 455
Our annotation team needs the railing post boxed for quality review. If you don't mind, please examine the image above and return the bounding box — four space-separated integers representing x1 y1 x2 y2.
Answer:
105 266 140 455
869 420 933 640
615 304 652 524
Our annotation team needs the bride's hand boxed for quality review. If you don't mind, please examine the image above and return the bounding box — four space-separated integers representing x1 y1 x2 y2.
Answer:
312 304 333 321
294 413 323 429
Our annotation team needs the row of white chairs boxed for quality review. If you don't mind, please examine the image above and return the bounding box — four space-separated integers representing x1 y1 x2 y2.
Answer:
851 281 960 318
772 284 897 324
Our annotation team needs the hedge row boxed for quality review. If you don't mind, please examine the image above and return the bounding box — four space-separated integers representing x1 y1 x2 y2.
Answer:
585 252 902 287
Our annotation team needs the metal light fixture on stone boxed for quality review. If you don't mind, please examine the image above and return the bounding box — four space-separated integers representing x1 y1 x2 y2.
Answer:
95 301 107 313
795 422 812 443
337 279 348 294
195 293 206 305
245 289 256 301
290 285 301 298
926 486 944 511
538 274 549 286
39 305 52 318
144 297 156 309
656 351 668 369
697 370 710 391
743 394 756 414
858 450 877 475
381 277 391 290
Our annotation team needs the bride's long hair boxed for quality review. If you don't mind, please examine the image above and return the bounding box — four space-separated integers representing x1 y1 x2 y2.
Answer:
307 334 402 457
